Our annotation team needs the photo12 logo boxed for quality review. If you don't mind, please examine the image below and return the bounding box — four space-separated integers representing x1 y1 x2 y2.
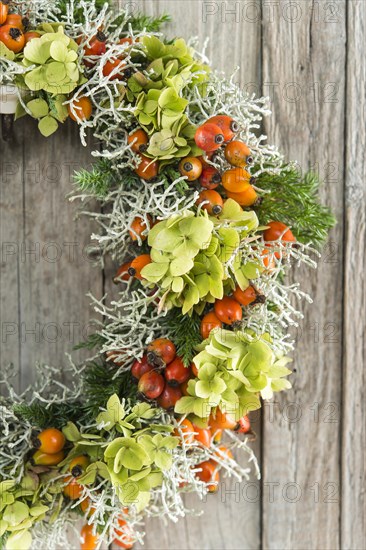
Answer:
202 1 342 24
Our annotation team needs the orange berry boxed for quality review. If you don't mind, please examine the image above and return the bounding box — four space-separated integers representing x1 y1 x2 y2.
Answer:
114 518 134 549
23 31 40 44
226 185 258 206
224 140 251 167
236 414 251 433
193 425 212 448
80 498 96 517
195 122 225 152
128 254 151 279
34 428 65 454
69 455 90 477
206 115 239 142
196 189 223 215
191 362 199 377
233 285 257 306
129 214 152 241
214 296 242 325
209 409 237 431
63 476 84 500
113 261 132 284
178 156 203 181
32 450 64 466
5 13 25 30
102 57 126 79
195 460 220 492
0 2 9 26
147 338 176 367
0 25 25 53
200 311 222 339
261 248 276 270
212 429 223 443
68 96 92 122
263 221 296 243
222 168 251 193
127 129 148 154
134 155 159 180
80 523 99 550
174 418 195 445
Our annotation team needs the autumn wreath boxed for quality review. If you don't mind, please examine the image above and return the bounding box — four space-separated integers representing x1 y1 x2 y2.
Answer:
0 1 335 549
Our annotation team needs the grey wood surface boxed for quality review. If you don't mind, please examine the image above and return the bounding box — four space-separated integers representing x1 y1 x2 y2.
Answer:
0 1 365 549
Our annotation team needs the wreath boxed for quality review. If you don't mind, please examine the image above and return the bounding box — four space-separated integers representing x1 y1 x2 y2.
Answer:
0 2 335 549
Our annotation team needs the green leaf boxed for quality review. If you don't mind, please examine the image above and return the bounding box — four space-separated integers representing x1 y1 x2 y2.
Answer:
0 519 9 536
195 380 211 398
140 261 169 282
116 479 139 505
170 256 193 276
24 66 47 91
38 116 58 137
5 529 32 550
154 450 173 470
0 43 15 61
142 36 166 59
171 276 184 293
182 284 200 314
242 262 261 279
23 40 51 65
49 41 68 62
29 505 48 518
62 421 80 442
46 61 66 83
174 396 196 415
107 393 125 418
3 502 29 527
0 481 16 494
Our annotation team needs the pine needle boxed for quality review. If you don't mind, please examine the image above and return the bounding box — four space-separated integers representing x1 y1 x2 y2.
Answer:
256 165 336 246
160 310 201 367
73 159 115 198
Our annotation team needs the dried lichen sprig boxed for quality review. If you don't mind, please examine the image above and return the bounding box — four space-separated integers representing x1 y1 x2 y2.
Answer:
71 169 198 261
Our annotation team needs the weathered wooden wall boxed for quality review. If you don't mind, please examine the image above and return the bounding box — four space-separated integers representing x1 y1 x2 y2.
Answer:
0 0 365 548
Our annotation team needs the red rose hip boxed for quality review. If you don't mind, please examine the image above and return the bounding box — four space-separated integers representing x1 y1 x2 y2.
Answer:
164 357 191 386
138 370 164 399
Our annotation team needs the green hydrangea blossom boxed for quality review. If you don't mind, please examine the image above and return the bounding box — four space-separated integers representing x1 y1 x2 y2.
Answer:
0 478 48 550
21 25 84 95
174 328 292 422
60 395 178 513
127 36 210 162
141 200 261 314
15 94 69 137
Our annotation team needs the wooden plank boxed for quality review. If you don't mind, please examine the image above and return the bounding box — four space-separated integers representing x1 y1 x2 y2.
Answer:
341 1 366 548
0 119 25 394
261 1 346 549
0 117 102 389
127 1 262 549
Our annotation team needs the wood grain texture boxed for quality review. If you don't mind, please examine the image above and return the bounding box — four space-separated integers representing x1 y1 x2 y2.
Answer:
341 1 366 549
1 1 365 549
0 118 102 388
261 1 346 549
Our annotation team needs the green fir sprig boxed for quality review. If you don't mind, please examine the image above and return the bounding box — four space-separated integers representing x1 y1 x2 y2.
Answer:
74 332 106 351
12 362 138 429
160 310 201 367
13 401 84 430
128 13 171 33
255 165 336 246
73 159 116 197
82 361 138 419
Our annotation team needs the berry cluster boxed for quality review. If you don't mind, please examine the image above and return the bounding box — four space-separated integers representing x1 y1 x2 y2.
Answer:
131 338 190 408
177 115 257 215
